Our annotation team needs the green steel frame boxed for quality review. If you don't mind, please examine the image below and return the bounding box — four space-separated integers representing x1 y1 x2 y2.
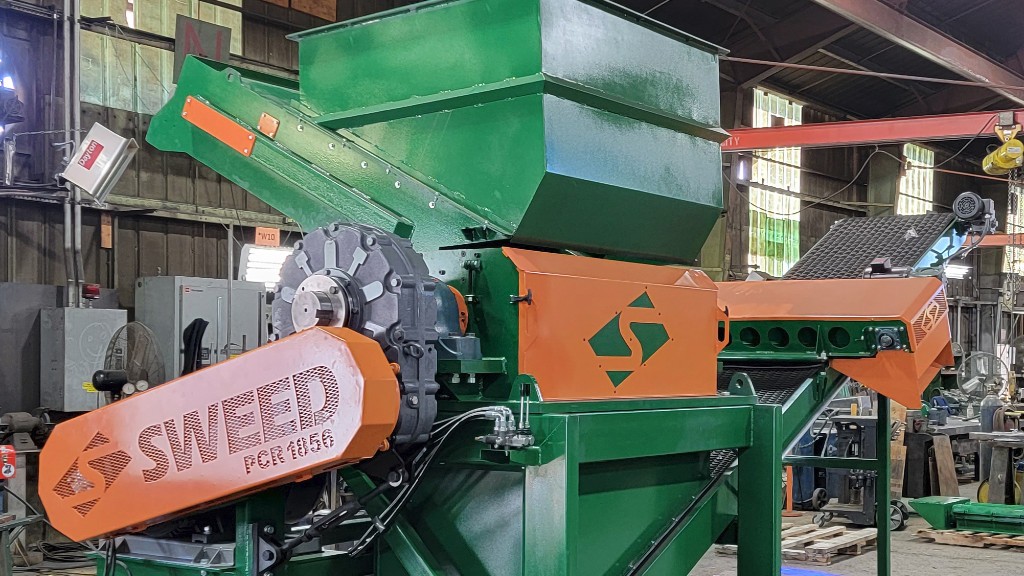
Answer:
98 394 792 576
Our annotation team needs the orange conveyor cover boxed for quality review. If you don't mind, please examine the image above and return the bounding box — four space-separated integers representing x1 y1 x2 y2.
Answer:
718 277 954 408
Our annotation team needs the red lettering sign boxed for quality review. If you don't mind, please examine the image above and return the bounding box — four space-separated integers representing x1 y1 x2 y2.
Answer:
77 140 104 170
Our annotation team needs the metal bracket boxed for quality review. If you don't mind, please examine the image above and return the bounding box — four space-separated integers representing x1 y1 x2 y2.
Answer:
510 289 533 305
874 327 902 351
254 528 283 576
728 373 756 396
994 111 1021 143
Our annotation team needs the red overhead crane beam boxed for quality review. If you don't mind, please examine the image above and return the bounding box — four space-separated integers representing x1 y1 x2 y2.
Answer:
722 109 1024 152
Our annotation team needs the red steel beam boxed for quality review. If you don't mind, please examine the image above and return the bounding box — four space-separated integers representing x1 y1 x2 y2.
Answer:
722 109 1024 151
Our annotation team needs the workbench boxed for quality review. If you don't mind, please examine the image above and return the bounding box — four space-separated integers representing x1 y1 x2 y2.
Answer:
935 417 982 480
969 432 1024 503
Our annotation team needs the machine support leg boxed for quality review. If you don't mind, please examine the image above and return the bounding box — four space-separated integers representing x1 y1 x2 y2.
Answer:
738 404 782 576
988 446 1015 504
875 395 891 576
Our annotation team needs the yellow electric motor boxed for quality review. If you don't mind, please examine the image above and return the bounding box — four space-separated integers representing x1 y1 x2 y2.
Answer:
983 138 1024 175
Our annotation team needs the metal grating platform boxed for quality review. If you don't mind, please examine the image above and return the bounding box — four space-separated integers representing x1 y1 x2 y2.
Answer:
783 212 955 280
711 363 825 477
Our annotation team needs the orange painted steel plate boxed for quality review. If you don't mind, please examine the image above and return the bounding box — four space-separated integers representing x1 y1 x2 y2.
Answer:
39 327 399 541
181 96 256 157
505 248 727 401
718 277 941 323
718 278 953 408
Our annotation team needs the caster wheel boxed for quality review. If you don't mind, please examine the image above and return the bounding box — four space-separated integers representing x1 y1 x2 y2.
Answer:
813 512 833 527
889 503 907 532
895 500 910 517
811 488 829 511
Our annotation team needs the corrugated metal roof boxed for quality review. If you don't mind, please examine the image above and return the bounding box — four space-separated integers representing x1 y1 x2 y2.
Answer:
908 0 1024 62
612 0 1019 119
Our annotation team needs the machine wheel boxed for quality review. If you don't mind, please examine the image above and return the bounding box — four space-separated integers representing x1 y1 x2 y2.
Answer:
889 502 908 532
813 512 834 527
811 488 829 511
977 479 1023 504
895 500 910 517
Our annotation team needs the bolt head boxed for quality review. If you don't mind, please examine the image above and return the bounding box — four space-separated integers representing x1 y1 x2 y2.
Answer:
263 525 275 534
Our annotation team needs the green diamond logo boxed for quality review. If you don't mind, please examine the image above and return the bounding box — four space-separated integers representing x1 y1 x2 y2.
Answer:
587 291 670 387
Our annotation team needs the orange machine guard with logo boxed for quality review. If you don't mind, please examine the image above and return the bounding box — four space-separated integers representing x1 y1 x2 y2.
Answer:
717 278 954 408
504 248 727 401
39 327 399 541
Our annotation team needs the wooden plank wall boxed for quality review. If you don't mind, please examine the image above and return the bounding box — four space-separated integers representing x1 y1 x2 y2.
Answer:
799 107 868 255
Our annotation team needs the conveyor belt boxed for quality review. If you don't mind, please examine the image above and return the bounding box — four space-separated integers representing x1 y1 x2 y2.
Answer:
710 363 825 476
783 212 955 280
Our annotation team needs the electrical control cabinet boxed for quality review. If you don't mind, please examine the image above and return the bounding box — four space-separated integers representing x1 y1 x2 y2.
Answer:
40 307 127 412
135 276 269 379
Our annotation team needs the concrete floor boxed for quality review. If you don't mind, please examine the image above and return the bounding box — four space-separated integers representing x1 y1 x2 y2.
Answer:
692 483 1023 576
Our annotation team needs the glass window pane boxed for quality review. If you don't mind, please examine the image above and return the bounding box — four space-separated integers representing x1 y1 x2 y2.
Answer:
135 44 173 114
80 0 241 114
898 143 934 215
81 31 107 106
105 35 136 111
749 88 801 277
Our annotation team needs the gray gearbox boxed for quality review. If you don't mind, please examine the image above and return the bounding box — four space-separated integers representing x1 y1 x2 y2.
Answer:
272 222 438 446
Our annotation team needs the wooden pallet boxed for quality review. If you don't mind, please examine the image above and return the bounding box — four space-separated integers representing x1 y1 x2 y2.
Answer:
804 528 878 564
716 525 878 565
917 528 1024 549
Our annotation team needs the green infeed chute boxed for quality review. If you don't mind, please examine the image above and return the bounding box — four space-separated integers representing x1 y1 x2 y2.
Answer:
148 0 727 263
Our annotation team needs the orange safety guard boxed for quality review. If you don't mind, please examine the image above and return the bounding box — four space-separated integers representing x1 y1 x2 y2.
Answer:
181 96 256 157
717 278 954 408
505 248 728 401
39 327 399 541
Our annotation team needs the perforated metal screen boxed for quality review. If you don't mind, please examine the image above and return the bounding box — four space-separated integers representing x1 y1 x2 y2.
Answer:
782 213 955 280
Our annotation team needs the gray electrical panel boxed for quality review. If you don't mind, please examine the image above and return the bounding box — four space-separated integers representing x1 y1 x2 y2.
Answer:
135 276 269 379
40 307 127 412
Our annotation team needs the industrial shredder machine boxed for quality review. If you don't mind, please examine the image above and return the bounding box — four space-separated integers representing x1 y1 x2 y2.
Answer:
39 1 971 574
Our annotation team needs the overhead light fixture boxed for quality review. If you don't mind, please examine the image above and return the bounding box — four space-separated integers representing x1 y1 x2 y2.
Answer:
945 263 970 279
239 244 292 290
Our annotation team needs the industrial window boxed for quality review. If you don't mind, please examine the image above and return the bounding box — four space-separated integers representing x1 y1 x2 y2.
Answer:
748 89 802 277
897 143 935 215
80 0 242 114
